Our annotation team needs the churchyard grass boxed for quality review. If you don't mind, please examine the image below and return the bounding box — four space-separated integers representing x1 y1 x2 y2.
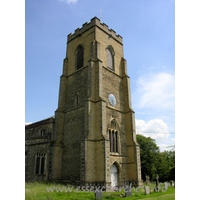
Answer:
25 182 175 200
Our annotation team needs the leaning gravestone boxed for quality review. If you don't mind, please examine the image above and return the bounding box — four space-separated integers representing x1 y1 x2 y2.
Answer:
125 186 132 197
95 190 103 200
145 186 150 195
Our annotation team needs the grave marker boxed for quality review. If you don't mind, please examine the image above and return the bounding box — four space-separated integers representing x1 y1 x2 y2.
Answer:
125 185 132 197
95 190 103 199
145 186 150 195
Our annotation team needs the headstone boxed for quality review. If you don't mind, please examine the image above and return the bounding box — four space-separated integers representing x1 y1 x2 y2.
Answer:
172 181 174 187
95 191 103 200
145 186 150 195
155 174 159 187
168 182 171 186
164 182 168 190
125 191 132 197
145 175 151 185
125 186 132 197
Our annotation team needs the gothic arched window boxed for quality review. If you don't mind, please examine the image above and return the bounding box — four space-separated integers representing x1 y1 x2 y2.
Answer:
75 45 84 70
109 120 118 153
35 152 46 175
106 46 114 70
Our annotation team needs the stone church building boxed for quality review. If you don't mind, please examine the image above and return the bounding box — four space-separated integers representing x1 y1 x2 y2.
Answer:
25 17 143 187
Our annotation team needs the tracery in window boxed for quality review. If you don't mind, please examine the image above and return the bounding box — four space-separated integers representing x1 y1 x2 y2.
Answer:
35 152 46 175
109 120 119 153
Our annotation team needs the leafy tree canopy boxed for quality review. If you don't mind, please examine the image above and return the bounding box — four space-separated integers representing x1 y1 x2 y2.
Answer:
136 134 175 182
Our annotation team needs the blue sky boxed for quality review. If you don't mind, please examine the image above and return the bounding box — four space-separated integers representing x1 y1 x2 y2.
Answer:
25 0 175 151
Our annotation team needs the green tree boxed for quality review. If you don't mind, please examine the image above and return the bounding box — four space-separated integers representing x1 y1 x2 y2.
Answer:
157 150 175 181
136 135 160 181
137 134 175 182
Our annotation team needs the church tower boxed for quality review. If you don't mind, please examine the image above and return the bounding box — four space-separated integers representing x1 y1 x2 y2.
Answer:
52 17 142 187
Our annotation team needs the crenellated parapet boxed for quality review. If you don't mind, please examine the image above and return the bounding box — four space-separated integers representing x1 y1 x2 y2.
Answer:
67 17 123 44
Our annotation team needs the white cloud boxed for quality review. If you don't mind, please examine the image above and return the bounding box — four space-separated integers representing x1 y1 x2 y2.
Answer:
133 72 175 110
136 119 171 151
136 119 170 139
59 0 78 4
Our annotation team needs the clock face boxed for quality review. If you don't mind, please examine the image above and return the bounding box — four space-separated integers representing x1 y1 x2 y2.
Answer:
108 94 116 107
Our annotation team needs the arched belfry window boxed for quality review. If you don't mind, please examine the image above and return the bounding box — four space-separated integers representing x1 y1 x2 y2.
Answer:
35 152 46 175
106 46 114 70
75 45 84 70
108 119 119 153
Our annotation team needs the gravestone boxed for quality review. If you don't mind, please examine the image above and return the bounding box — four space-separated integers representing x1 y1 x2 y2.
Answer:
145 186 150 195
155 174 160 192
125 186 132 197
155 174 159 186
95 190 103 200
145 175 151 185
172 181 174 187
164 182 168 190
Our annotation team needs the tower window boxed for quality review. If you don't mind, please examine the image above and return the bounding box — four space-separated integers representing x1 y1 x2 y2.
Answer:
35 152 46 175
75 45 84 70
109 130 118 153
109 119 119 153
106 47 114 70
